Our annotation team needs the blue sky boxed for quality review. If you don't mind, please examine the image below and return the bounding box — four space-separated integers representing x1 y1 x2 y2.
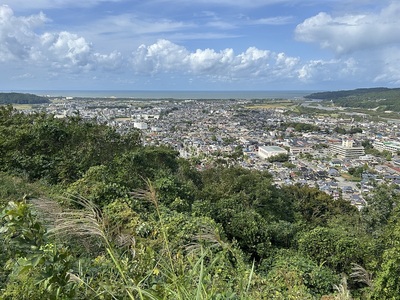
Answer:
1 0 399 91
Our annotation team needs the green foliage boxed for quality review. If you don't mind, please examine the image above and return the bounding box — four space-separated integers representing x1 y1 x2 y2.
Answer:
334 126 363 134
298 226 365 274
281 122 321 132
153 171 193 210
66 165 128 207
267 153 289 163
333 126 347 134
0 201 46 257
0 108 142 183
260 249 339 298
371 246 400 300
110 146 179 190
281 184 357 226
347 164 369 179
305 87 400 112
0 201 77 299
0 172 51 206
362 184 400 235
282 161 296 169
193 167 295 259
0 93 49 104
2 107 400 298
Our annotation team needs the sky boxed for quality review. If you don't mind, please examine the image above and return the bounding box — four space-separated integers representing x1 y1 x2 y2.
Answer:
1 0 400 91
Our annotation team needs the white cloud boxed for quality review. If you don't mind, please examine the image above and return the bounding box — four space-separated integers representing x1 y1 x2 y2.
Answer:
3 3 400 88
42 31 92 67
93 51 124 71
250 16 293 25
297 58 361 83
0 5 47 61
295 2 400 54
131 39 301 82
132 40 189 73
11 73 34 80
151 0 303 9
206 20 237 30
0 5 124 72
293 2 400 85
1 0 122 10
373 47 400 85
96 14 192 36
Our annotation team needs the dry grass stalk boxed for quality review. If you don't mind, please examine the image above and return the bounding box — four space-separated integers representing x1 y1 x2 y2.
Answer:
334 275 352 300
185 225 225 254
29 195 107 242
350 263 373 287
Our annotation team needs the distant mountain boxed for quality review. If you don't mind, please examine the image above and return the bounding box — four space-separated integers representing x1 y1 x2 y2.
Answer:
305 87 400 112
0 92 50 104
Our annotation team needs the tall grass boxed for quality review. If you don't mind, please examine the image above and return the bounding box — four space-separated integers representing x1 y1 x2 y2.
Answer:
31 195 155 300
30 182 257 299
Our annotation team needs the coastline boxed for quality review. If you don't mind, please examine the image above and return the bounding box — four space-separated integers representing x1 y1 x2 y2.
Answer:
3 90 317 99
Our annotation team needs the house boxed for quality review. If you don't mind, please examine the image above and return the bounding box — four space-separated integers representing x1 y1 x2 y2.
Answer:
328 168 340 177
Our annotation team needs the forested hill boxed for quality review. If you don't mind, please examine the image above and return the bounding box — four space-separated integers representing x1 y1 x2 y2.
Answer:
0 92 49 104
305 87 400 111
1 106 400 299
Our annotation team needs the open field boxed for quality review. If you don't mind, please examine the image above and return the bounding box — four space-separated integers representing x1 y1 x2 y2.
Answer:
340 172 361 182
114 117 132 122
12 104 32 110
245 100 298 110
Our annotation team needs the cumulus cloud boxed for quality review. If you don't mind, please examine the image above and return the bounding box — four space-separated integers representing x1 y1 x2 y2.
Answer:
0 5 47 61
40 32 92 68
296 57 365 86
0 5 123 72
131 39 301 82
133 40 189 73
295 2 400 54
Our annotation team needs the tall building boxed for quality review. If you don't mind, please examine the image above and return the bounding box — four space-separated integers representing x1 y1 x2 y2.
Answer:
330 139 365 159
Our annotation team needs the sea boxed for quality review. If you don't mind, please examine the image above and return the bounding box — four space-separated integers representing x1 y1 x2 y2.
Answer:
9 90 317 100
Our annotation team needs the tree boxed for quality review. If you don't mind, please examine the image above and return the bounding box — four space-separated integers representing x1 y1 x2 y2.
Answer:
298 226 364 274
268 153 289 163
282 184 357 226
371 203 400 299
361 184 400 235
259 249 339 298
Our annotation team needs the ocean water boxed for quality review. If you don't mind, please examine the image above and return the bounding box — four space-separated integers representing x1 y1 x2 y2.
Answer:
11 90 317 100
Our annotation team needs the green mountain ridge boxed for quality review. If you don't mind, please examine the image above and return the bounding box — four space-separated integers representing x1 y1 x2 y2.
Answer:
0 92 49 104
305 87 400 112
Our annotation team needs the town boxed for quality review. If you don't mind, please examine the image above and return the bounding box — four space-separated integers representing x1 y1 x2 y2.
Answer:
21 95 400 210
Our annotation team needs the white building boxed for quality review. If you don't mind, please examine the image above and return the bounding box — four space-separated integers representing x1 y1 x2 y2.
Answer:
330 139 365 159
290 145 313 155
258 146 288 159
133 122 148 130
373 141 400 154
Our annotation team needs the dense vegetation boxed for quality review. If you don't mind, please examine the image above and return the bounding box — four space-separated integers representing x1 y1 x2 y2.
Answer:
305 87 400 112
0 93 50 104
1 105 400 299
280 122 321 133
